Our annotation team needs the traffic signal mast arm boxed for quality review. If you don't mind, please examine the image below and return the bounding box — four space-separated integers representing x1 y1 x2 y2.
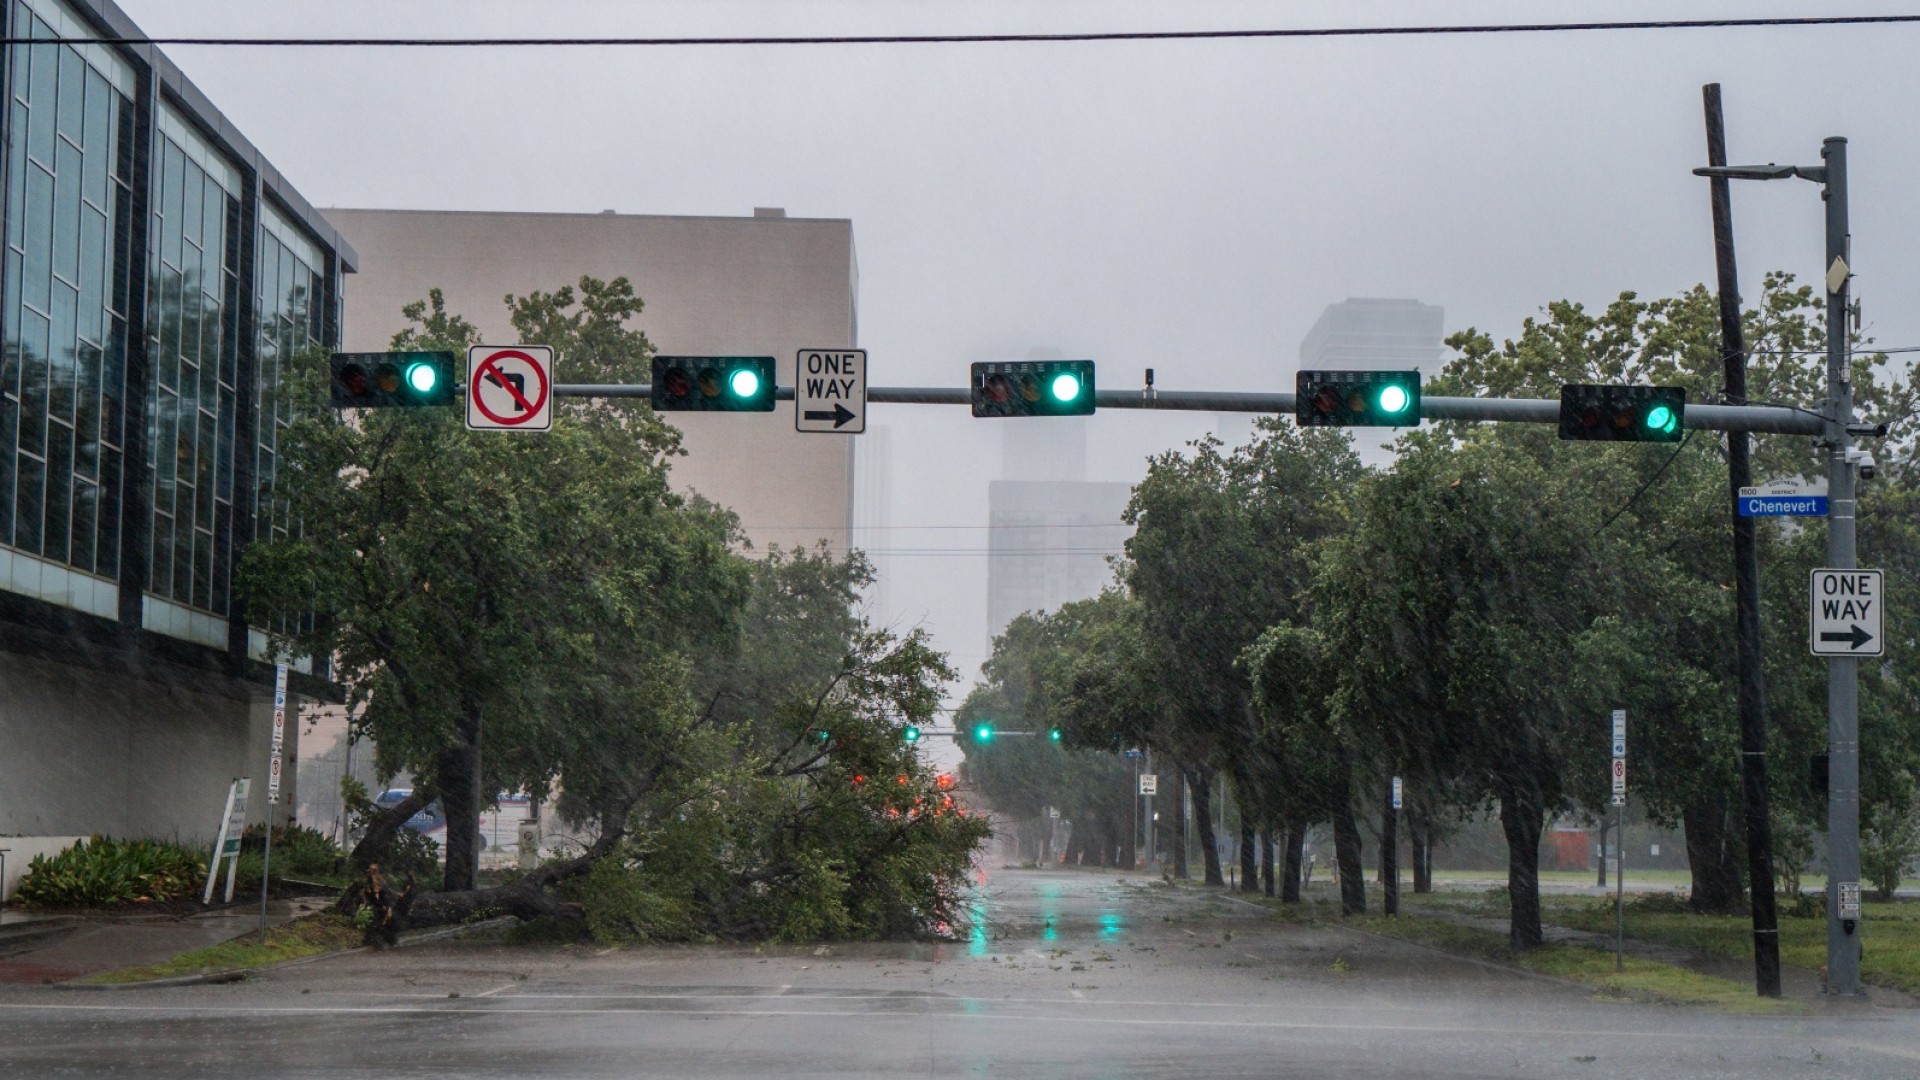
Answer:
552 382 1825 436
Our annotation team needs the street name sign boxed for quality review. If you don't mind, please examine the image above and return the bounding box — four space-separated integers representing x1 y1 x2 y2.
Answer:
796 348 866 433
1809 568 1884 657
1738 482 1828 517
467 345 554 432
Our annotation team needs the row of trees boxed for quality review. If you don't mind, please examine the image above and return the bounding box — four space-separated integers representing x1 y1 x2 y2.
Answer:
962 274 1920 948
241 277 985 942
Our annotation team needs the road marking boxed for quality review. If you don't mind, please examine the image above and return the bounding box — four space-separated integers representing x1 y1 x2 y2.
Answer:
1069 989 1084 999
594 946 619 956
473 983 516 998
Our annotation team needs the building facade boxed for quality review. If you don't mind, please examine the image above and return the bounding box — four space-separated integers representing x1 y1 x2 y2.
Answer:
0 0 352 896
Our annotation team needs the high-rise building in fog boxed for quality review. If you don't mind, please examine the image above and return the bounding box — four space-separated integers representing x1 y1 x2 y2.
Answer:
1299 298 1446 470
853 425 893 624
985 415 1131 653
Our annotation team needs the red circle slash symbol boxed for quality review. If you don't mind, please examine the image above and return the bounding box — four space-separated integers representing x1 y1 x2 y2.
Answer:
473 350 550 426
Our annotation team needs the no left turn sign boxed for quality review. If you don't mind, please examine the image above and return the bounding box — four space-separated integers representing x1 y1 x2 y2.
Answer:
467 345 554 431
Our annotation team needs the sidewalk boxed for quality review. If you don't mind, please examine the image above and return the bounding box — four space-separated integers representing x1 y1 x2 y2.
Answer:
0 902 322 985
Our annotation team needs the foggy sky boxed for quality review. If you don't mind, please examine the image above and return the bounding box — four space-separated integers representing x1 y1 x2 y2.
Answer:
114 0 1920 731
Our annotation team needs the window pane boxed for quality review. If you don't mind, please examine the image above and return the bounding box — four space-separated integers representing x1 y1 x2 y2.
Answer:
195 404 214 533
70 476 96 573
96 446 119 579
158 141 182 268
25 43 55 167
210 500 228 616
48 278 74 425
43 416 70 563
18 306 46 456
2 248 20 399
74 339 99 481
22 160 51 313
77 205 103 344
54 45 82 146
10 13 33 103
51 139 79 284
6 101 25 251
147 503 169 597
80 69 108 204
0 391 16 545
101 315 123 448
15 447 42 552
153 265 179 392
193 526 212 610
150 391 175 518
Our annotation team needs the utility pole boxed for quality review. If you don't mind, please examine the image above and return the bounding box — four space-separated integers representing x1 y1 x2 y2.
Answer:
1693 131 1869 1000
1819 136 1866 999
1700 83 1782 998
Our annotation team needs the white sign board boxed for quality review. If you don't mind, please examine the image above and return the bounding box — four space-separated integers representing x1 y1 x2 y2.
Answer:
1611 758 1626 797
1809 569 1884 657
1391 776 1403 810
1837 881 1862 920
267 663 288 800
1139 773 1158 796
204 777 251 904
467 345 554 432
795 348 866 433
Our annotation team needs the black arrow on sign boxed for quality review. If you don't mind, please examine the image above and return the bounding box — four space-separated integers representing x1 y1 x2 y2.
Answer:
804 403 857 428
1819 624 1874 650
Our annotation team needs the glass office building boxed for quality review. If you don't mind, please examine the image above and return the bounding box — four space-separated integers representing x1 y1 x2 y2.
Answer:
0 0 353 876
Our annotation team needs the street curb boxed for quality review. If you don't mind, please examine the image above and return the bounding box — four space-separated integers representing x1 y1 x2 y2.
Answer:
50 915 517 990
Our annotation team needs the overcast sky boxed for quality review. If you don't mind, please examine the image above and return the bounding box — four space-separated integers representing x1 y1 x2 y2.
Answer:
114 0 1920 733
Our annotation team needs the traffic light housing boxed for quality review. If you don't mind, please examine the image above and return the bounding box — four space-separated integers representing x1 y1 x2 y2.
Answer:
651 356 777 412
1558 384 1686 442
971 360 1095 418
1295 370 1422 427
330 351 458 408
901 725 921 745
1048 727 1062 742
972 723 994 743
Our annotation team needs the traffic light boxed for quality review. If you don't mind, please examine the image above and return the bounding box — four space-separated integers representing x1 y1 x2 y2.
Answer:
651 356 777 412
973 723 994 743
330 351 458 408
971 360 1095 418
901 725 921 745
1048 727 1062 743
1558 384 1686 442
1295 370 1421 427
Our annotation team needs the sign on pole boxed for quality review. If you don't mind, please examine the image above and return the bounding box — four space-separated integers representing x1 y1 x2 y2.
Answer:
1139 773 1158 796
467 345 554 432
1391 776 1403 811
795 348 866 433
1809 568 1884 657
1737 482 1829 518
1611 709 1627 805
267 663 288 801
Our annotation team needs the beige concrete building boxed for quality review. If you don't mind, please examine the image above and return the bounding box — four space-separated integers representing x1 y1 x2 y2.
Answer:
323 207 858 557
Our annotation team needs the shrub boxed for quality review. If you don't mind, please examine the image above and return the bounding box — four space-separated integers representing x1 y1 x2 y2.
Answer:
239 823 345 880
14 836 207 908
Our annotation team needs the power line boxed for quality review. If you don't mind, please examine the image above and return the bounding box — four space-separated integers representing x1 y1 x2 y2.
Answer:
3 14 1917 48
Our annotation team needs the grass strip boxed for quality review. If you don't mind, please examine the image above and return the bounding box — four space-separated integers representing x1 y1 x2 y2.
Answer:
1351 911 1798 1014
76 913 362 985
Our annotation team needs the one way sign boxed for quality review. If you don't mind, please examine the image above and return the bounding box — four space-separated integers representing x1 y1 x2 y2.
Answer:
1810 568 1884 657
796 349 865 434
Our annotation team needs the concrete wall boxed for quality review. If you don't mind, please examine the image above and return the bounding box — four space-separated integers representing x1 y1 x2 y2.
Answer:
324 208 858 557
0 651 290 893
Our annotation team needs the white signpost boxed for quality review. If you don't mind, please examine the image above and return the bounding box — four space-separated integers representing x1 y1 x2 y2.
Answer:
1138 773 1158 796
795 348 866 433
1611 708 1626 971
204 777 251 904
1809 568 1884 657
466 345 554 432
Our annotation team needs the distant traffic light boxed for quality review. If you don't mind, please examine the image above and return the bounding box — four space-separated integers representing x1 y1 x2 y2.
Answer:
1048 727 1062 742
651 356 777 412
901 725 921 745
1295 370 1422 428
1558 384 1686 443
973 723 994 743
971 360 1095 418
330 352 458 408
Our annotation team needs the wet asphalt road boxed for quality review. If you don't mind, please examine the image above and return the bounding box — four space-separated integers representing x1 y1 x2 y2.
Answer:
1 867 1916 1079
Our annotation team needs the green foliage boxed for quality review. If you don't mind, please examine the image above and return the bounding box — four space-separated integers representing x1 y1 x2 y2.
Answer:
14 837 207 908
240 823 345 879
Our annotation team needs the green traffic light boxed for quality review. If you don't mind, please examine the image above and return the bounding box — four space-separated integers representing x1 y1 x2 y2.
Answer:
1049 373 1082 403
1376 383 1410 415
729 368 762 398
404 361 439 395
1645 403 1677 434
1048 728 1062 742
902 725 921 744
974 724 994 743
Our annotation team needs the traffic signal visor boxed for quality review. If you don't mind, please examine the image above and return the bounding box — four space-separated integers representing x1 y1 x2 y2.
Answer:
652 356 778 412
1295 370 1422 427
972 360 1096 417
